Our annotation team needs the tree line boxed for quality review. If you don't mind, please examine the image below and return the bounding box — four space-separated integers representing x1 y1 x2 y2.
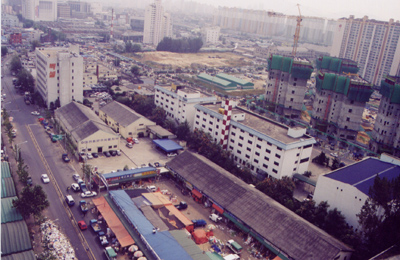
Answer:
156 37 203 53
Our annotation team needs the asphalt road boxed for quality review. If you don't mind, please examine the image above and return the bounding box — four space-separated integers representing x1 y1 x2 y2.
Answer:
2 56 107 260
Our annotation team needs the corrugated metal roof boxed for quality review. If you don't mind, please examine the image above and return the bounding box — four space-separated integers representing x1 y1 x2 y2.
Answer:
1 221 32 255
166 151 353 260
103 167 156 179
55 102 103 132
324 158 400 195
71 120 117 142
109 190 154 235
100 101 150 127
1 197 23 223
2 250 36 260
197 73 237 88
1 177 17 198
143 231 191 260
1 162 12 179
216 73 253 86
140 205 169 232
152 139 183 153
170 230 210 260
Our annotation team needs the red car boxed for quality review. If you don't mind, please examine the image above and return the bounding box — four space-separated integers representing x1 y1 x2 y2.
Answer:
78 220 87 230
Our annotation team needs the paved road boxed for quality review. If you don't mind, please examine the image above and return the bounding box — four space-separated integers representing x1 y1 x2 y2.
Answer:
2 58 106 260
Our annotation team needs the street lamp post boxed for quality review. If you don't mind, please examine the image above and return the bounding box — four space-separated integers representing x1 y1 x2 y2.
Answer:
15 141 28 162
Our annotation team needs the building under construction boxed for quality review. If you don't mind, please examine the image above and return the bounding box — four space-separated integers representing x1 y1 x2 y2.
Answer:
311 56 373 140
265 54 313 119
370 75 400 156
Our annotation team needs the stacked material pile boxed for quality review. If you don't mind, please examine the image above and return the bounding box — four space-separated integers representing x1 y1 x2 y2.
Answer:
41 220 76 259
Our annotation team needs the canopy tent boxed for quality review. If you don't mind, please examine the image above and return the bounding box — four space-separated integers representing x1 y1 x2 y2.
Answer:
192 230 208 244
152 139 183 153
92 197 135 247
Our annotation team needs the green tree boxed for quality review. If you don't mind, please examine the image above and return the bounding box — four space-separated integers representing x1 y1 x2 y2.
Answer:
10 55 23 74
132 43 142 52
17 69 35 93
331 157 341 170
31 40 41 51
82 164 93 187
150 107 167 126
1 46 8 56
176 121 191 141
131 95 155 117
130 65 140 76
23 19 34 28
13 185 50 219
113 58 121 67
16 158 29 184
256 177 295 205
125 41 133 52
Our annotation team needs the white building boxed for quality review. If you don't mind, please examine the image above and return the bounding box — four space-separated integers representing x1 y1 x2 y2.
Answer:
22 0 58 21
36 46 83 108
314 155 400 229
143 0 172 45
154 84 217 129
331 16 400 86
193 101 316 178
1 14 20 27
202 27 220 44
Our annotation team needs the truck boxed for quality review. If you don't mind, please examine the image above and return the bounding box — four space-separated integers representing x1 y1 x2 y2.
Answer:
226 240 243 254
104 246 117 260
78 180 88 193
90 219 102 233
79 200 88 213
98 231 109 247
174 201 188 210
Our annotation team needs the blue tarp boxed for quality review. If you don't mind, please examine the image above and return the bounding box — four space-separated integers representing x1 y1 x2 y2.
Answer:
143 231 192 260
152 139 183 153
109 190 154 235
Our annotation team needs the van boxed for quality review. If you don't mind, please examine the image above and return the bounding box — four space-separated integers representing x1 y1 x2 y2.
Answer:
226 240 243 254
65 195 75 206
147 185 157 192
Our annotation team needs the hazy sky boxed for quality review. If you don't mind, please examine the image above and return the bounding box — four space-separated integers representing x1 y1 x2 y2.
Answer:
198 0 400 21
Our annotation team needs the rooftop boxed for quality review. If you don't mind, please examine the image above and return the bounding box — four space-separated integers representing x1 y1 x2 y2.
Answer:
100 101 151 127
324 158 400 195
201 103 313 145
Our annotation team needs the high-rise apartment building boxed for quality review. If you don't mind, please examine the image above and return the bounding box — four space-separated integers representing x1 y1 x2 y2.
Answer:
370 75 400 156
36 47 83 108
22 0 57 21
265 55 313 119
143 0 172 45
331 16 400 86
311 56 373 140
213 7 336 46
202 27 220 45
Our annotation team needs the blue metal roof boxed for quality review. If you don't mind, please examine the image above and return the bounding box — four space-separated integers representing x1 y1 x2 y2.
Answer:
325 158 400 195
152 139 183 153
103 167 156 178
143 231 192 260
109 190 154 235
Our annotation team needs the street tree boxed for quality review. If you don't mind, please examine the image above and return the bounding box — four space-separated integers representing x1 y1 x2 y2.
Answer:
256 176 295 205
31 40 41 51
130 65 140 77
176 120 191 141
17 69 35 93
1 46 8 56
13 185 49 219
10 55 23 74
132 43 142 52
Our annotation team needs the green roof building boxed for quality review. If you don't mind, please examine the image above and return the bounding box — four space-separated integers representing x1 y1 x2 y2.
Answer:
197 73 237 91
216 73 254 89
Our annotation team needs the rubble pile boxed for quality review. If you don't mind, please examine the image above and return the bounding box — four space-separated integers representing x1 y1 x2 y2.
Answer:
41 220 76 260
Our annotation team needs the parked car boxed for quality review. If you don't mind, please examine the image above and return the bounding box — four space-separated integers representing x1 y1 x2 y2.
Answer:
133 138 139 144
65 195 75 206
81 191 97 198
226 240 243 254
92 152 99 158
98 231 109 247
109 150 117 156
103 151 111 157
126 143 133 148
86 153 93 159
27 176 33 186
71 183 80 192
62 153 70 162
41 174 50 183
192 219 207 228
116 150 121 156
31 111 40 116
167 152 177 157
78 220 87 230
72 174 80 181
174 201 188 210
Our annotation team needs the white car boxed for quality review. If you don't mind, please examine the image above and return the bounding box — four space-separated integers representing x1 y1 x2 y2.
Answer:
116 150 121 156
86 153 93 159
31 111 40 116
330 152 338 157
133 138 139 144
81 191 97 198
167 153 177 157
41 174 50 183
71 183 80 192
72 174 80 181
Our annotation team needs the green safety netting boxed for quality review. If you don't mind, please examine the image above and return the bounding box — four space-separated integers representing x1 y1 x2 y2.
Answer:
334 76 350 94
316 56 359 74
328 58 342 72
269 55 313 79
380 79 400 104
291 65 313 79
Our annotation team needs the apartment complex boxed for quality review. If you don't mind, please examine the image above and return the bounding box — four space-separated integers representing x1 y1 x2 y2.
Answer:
331 16 400 86
193 101 315 179
154 84 217 129
143 0 172 46
213 7 336 45
22 0 57 21
311 56 373 140
35 46 83 108
202 27 220 45
370 75 400 156
265 55 313 119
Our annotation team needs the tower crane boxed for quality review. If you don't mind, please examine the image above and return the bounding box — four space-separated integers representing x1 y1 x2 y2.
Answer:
292 4 302 57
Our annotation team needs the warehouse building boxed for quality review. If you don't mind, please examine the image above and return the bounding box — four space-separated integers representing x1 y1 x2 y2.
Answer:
197 73 237 91
216 73 254 89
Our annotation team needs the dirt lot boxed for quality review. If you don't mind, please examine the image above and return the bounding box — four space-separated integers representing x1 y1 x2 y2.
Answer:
130 51 253 69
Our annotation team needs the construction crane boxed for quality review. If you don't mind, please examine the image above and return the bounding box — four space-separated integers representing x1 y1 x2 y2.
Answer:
292 4 302 57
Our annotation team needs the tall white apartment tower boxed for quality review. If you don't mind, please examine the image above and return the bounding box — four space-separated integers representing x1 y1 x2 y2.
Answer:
36 47 83 108
331 16 400 86
22 0 58 21
143 0 172 45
